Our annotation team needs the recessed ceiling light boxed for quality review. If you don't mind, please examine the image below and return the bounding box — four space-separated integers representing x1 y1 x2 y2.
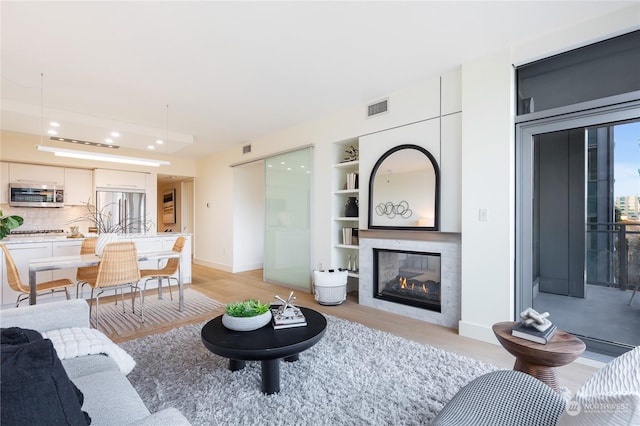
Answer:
57 138 64 141
105 138 113 143
47 129 57 135
156 140 164 145
300 165 305 168
111 132 120 137
267 164 273 168
280 161 285 165
49 122 60 127
287 167 292 171
84 142 91 145
148 146 155 150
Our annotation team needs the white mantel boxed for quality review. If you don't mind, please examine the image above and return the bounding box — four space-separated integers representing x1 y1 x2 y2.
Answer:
358 230 461 329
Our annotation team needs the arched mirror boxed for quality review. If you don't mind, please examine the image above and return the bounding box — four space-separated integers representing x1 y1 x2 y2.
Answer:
368 144 440 230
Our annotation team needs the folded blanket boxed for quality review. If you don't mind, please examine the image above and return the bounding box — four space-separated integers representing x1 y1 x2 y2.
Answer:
42 328 136 375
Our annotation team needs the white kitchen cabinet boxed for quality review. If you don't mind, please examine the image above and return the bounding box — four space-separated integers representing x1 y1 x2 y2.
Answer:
64 168 93 205
0 162 9 204
9 163 65 185
94 169 147 190
1 242 54 307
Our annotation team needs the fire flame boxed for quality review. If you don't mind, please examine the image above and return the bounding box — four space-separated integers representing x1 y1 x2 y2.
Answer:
399 277 407 288
399 276 429 293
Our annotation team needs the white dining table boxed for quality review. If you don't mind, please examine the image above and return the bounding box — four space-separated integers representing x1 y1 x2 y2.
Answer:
28 251 184 311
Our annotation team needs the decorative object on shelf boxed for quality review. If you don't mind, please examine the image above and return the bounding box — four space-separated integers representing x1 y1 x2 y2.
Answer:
222 299 272 331
342 145 359 162
344 197 359 217
312 272 348 305
271 292 307 329
375 201 413 219
0 210 24 240
347 255 352 271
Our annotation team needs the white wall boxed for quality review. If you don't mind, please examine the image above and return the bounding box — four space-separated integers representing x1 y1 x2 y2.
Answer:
458 4 639 344
233 162 265 272
194 70 462 272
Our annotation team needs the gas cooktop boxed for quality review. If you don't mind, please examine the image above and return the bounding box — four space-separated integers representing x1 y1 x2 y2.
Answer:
10 229 65 235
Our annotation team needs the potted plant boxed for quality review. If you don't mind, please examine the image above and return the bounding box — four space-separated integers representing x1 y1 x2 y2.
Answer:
222 299 272 331
0 210 24 240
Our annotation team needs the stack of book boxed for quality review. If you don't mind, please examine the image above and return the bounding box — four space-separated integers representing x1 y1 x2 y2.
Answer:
345 173 359 190
342 228 358 245
271 307 307 330
511 321 558 344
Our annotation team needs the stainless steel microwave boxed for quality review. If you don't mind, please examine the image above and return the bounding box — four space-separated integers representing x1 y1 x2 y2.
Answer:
9 183 65 207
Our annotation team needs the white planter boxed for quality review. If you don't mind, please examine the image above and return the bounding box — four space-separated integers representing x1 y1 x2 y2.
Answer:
222 310 272 331
95 233 118 256
313 270 348 305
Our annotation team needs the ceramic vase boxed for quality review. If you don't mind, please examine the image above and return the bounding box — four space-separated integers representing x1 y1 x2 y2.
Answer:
95 233 118 256
344 197 359 217
222 310 272 331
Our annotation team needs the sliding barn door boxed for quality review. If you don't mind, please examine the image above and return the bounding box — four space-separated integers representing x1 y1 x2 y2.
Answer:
263 147 313 290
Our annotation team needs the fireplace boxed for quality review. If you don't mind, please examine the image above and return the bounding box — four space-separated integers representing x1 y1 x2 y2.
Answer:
374 248 441 313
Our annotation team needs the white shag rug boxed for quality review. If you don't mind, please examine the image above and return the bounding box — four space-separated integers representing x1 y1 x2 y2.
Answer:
120 315 498 425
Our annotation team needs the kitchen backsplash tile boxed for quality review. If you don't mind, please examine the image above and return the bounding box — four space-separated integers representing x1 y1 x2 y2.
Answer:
0 204 91 233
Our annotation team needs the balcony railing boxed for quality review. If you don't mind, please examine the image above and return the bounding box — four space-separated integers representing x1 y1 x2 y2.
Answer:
586 222 640 290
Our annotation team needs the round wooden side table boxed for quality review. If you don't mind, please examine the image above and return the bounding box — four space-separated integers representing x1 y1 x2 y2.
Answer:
492 321 585 392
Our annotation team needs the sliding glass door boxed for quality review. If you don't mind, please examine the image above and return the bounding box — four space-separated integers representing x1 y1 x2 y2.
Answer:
516 105 640 357
263 147 313 290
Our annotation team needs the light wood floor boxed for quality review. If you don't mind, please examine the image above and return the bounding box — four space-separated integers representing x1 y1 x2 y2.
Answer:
133 263 599 393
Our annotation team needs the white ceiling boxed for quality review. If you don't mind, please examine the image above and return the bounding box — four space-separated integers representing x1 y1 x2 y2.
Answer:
1 1 633 159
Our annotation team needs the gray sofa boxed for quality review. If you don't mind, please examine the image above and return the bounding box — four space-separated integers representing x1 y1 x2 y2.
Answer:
0 299 190 426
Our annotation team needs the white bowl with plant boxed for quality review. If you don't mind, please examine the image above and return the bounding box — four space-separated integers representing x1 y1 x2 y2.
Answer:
222 299 272 331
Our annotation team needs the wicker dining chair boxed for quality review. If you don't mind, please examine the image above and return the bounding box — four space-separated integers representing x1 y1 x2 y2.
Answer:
1 244 74 307
76 237 99 298
89 241 143 330
140 236 185 301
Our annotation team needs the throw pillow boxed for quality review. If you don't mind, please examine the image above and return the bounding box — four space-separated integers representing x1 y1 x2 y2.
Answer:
1 327 91 425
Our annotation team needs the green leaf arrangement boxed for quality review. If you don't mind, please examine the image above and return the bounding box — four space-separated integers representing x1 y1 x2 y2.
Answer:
224 299 270 317
0 210 24 240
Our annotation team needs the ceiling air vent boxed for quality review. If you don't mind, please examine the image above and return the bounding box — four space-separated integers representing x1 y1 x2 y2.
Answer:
367 98 388 118
242 144 251 154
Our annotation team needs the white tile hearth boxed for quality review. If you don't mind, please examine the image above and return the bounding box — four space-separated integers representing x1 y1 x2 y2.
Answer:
359 231 461 329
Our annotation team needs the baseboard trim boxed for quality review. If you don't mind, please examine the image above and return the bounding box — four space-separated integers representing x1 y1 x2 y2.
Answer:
232 263 263 273
458 320 500 345
193 258 232 273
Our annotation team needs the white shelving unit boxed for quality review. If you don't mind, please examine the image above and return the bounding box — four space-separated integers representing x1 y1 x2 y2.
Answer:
332 139 360 281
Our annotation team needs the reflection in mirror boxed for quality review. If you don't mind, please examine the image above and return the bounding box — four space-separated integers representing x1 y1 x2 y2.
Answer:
368 144 439 230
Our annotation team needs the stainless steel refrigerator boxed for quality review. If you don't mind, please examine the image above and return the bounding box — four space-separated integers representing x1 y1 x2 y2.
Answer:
95 189 146 233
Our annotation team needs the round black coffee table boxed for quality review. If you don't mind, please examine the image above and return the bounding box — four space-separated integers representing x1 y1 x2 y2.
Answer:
201 306 327 394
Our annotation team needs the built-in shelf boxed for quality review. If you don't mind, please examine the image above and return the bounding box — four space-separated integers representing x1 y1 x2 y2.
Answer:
335 244 359 249
332 138 360 282
334 160 359 169
334 189 359 195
